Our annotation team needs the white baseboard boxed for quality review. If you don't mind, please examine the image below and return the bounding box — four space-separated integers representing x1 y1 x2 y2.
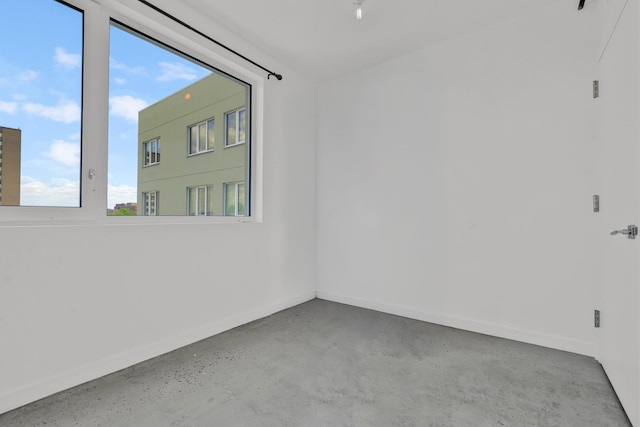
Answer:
0 291 316 415
316 291 596 357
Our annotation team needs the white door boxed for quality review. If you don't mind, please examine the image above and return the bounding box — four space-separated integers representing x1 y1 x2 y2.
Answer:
596 0 640 424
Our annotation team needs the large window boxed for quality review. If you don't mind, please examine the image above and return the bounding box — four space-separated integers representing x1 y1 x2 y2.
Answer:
0 0 83 207
143 138 160 166
188 185 213 216
188 119 215 155
108 23 250 217
0 0 256 221
225 109 246 147
224 182 246 216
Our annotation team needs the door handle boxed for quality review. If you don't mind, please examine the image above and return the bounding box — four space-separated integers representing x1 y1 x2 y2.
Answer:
610 225 638 239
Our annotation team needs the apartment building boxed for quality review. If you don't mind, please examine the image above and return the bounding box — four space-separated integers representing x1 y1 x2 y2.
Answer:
137 72 248 216
0 126 21 206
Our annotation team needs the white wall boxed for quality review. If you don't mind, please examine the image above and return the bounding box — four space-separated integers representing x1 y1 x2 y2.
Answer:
317 0 601 356
0 4 317 414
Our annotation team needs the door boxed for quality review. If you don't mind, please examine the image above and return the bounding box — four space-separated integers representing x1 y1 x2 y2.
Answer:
596 0 640 424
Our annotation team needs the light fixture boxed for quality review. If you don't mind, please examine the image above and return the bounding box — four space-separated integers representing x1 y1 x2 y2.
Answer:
353 0 366 20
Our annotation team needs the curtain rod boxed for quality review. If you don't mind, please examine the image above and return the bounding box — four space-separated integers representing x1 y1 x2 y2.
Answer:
137 0 283 80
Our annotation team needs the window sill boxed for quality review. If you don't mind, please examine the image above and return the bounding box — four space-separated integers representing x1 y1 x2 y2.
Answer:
187 149 214 157
0 214 259 228
224 141 245 149
99 215 256 225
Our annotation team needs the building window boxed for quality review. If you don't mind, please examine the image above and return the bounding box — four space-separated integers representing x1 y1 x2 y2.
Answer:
142 191 158 215
224 182 246 216
188 119 215 155
225 109 246 147
187 185 213 216
143 138 160 166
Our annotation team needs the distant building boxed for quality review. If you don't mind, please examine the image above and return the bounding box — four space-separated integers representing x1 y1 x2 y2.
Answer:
114 202 137 213
0 126 21 206
137 73 248 216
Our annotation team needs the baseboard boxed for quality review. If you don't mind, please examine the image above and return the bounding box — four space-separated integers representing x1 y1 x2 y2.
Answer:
0 290 316 415
317 291 596 357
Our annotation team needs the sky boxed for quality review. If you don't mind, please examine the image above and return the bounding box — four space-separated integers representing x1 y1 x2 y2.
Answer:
0 0 211 209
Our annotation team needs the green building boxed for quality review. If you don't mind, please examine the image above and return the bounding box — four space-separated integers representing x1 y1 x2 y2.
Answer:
137 72 248 216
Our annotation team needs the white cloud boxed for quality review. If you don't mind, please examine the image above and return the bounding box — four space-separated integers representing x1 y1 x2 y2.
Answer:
108 184 137 209
109 95 149 123
46 140 80 167
20 177 79 207
54 47 81 69
110 58 147 76
156 62 198 82
114 78 127 85
19 177 137 209
19 70 39 82
23 99 81 123
0 101 18 114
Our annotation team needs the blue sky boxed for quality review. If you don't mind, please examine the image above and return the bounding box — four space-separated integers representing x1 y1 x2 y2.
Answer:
0 0 210 208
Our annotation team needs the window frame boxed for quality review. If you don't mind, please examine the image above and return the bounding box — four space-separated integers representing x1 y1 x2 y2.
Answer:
187 185 214 216
224 181 246 217
0 0 262 225
187 118 215 156
142 191 159 216
108 20 256 222
0 0 89 223
225 108 246 148
143 138 161 166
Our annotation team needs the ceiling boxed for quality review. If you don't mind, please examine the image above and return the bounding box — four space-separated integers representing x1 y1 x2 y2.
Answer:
148 0 561 81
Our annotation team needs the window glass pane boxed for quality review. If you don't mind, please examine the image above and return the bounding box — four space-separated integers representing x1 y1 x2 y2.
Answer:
226 112 236 146
225 183 235 216
197 187 205 216
207 119 215 150
0 0 83 207
207 185 214 215
189 126 197 154
188 187 196 215
144 141 151 165
198 123 206 152
108 23 250 216
238 182 246 216
238 110 246 143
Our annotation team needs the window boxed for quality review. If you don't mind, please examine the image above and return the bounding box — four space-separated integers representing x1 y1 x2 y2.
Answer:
0 0 83 208
188 119 215 155
143 138 160 166
187 185 213 216
0 0 256 220
108 23 251 216
142 191 158 216
224 182 246 216
225 109 246 147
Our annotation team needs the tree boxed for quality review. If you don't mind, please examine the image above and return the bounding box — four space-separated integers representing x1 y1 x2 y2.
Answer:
108 208 136 216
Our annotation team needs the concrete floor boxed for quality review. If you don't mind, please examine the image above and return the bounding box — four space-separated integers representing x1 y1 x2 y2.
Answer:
0 299 632 427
